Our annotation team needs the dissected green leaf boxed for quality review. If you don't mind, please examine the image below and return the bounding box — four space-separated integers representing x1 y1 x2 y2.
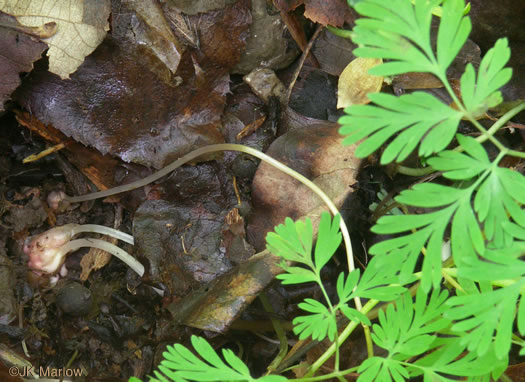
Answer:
354 255 408 300
152 336 289 382
353 0 469 77
460 38 512 118
339 92 462 163
446 282 523 359
266 218 313 265
414 337 502 379
293 299 335 341
314 213 342 271
473 167 525 248
427 134 491 180
371 289 449 356
358 357 409 382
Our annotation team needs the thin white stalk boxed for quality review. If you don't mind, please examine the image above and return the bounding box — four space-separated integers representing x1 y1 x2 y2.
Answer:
56 238 144 277
70 224 134 244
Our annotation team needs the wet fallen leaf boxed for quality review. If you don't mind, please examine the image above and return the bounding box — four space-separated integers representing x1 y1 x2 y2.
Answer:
243 68 287 105
166 249 281 332
337 57 383 109
0 0 111 79
311 28 356 76
133 161 239 295
0 13 47 111
233 0 300 74
15 1 251 169
247 124 360 251
304 0 353 27
124 0 184 81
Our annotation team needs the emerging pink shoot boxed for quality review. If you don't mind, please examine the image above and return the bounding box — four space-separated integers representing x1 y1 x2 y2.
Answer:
24 224 143 277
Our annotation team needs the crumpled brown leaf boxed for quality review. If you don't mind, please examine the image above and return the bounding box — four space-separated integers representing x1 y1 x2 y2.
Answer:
132 161 240 296
0 0 111 79
304 0 353 27
0 13 47 112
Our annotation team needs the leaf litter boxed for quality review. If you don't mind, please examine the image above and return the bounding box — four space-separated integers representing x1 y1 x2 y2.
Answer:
1 0 525 380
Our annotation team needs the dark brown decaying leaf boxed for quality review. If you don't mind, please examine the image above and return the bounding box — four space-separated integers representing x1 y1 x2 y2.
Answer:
14 0 252 169
273 0 304 12
166 250 281 332
247 124 360 251
310 28 356 76
304 0 353 27
233 0 300 74
0 13 47 112
132 161 239 296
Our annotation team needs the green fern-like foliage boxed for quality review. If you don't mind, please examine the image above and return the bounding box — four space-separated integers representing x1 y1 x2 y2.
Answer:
339 0 525 377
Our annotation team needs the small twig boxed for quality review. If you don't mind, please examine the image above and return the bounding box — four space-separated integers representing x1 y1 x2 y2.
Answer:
285 25 323 105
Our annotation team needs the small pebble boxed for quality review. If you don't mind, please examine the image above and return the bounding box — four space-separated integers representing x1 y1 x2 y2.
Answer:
56 281 92 316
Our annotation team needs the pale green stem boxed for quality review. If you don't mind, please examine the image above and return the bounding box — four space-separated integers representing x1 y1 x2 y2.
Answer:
56 238 144 276
305 299 378 377
260 293 289 375
476 102 525 145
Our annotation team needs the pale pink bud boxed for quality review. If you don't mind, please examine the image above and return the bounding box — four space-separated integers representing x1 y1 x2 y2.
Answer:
47 191 69 210
24 224 77 274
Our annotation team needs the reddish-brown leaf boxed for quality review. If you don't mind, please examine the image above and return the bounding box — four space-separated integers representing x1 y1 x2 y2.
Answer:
304 0 352 27
0 13 47 111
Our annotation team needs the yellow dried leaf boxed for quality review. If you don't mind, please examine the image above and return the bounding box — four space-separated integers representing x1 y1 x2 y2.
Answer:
0 0 110 79
337 57 383 109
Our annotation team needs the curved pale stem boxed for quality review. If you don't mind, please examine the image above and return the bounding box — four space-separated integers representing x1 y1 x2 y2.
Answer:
56 238 144 277
70 224 134 245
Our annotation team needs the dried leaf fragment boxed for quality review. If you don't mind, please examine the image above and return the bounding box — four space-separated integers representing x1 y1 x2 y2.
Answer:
0 0 111 79
337 57 383 109
124 0 184 76
304 0 352 27
0 13 47 111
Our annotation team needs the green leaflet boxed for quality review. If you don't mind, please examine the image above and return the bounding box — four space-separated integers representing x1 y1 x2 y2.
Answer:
341 0 472 163
446 281 525 359
358 289 452 381
460 39 512 118
339 92 462 163
352 0 470 77
149 336 288 382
